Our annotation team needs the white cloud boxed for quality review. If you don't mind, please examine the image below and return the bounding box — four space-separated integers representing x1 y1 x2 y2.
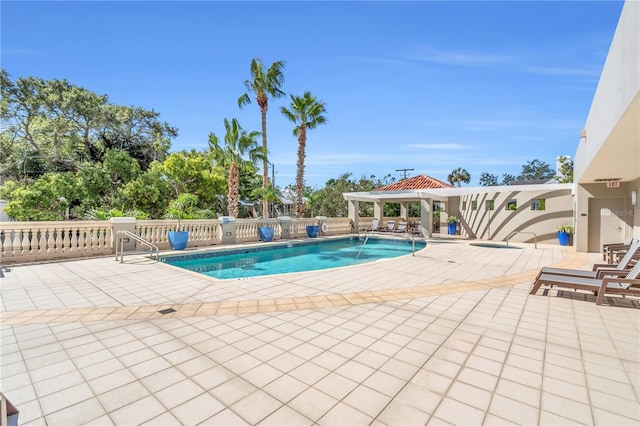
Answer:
2 47 38 55
406 143 475 150
405 46 512 67
524 66 601 77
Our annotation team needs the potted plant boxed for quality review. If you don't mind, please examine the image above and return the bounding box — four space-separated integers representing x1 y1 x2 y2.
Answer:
447 216 460 235
557 224 574 246
165 193 198 250
306 223 319 238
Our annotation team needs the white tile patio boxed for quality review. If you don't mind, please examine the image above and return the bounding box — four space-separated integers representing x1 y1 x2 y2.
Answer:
1 237 639 425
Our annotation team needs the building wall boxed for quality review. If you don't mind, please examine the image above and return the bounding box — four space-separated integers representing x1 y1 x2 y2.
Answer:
575 178 640 251
450 189 574 244
572 0 640 252
574 0 640 182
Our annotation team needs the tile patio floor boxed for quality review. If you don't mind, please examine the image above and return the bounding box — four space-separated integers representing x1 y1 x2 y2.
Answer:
1 237 639 425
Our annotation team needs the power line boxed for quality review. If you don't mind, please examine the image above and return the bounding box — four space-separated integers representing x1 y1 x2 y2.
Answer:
395 168 414 179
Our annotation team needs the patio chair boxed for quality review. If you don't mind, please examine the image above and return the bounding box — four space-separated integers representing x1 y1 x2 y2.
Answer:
366 219 380 232
602 237 634 263
530 259 640 305
382 220 396 232
535 240 640 280
409 221 421 235
393 221 408 233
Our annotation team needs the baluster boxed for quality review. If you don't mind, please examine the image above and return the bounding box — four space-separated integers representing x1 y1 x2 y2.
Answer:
8 229 18 256
79 227 87 253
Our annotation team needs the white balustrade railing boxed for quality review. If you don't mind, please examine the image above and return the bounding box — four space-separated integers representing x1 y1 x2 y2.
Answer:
0 221 113 263
236 219 263 243
136 219 221 249
291 219 316 238
0 217 354 263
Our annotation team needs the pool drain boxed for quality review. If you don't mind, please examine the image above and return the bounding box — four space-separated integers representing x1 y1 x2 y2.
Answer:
158 308 176 314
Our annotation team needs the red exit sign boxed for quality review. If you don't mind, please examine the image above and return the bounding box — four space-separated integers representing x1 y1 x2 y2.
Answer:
606 181 620 188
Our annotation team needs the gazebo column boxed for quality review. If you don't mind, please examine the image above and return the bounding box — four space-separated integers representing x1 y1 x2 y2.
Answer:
400 203 409 220
348 200 359 230
420 198 433 237
374 201 384 222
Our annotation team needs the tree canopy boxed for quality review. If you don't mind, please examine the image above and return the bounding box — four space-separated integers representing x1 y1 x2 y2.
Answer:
1 69 176 182
447 168 471 187
478 158 561 186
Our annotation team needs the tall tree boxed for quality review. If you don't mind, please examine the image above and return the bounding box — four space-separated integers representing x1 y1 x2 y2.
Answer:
447 167 471 187
518 159 555 181
312 172 390 218
479 172 499 186
208 118 264 218
237 58 286 218
281 91 328 217
1 70 176 179
502 173 517 185
556 156 574 183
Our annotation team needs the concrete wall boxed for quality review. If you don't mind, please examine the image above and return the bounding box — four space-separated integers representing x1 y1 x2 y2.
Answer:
575 178 640 251
574 0 640 182
451 189 574 244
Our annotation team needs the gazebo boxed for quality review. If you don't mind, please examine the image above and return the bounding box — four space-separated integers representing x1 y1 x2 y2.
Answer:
343 175 453 237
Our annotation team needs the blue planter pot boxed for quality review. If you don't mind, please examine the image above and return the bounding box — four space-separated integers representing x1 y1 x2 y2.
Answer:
168 231 189 250
306 225 319 238
259 227 275 242
448 222 457 235
558 231 570 246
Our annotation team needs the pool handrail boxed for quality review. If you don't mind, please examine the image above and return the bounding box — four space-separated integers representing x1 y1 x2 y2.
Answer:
506 231 537 249
116 230 159 262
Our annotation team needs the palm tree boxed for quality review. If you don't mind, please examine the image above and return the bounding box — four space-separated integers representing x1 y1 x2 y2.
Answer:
447 167 471 187
238 58 286 218
305 191 321 218
208 118 264 218
252 183 282 218
281 91 327 217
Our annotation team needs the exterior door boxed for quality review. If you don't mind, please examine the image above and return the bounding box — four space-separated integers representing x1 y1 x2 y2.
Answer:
588 197 625 252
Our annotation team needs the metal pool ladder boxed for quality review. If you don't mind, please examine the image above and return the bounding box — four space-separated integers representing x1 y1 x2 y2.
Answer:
356 232 371 259
115 230 159 263
506 231 537 249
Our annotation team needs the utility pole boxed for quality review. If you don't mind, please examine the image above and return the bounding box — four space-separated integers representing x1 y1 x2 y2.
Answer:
395 168 415 179
271 163 275 188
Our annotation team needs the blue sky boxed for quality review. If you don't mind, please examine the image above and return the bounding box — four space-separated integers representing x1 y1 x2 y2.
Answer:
2 1 625 188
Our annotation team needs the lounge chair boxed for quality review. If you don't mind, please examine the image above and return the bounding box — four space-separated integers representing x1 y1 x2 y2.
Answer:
382 220 396 232
366 219 380 232
530 260 640 305
535 240 640 280
393 221 408 233
602 237 634 263
409 221 421 235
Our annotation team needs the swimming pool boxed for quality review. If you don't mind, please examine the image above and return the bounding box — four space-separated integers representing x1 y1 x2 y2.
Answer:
161 237 426 279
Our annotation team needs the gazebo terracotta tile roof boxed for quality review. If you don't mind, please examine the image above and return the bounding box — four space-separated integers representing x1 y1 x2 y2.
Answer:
373 175 453 191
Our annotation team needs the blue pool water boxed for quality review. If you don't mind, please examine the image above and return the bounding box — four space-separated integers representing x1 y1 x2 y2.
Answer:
162 237 425 279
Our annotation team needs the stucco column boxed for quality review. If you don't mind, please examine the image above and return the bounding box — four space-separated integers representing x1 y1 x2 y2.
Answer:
420 198 432 237
575 185 589 252
374 201 384 222
279 216 292 239
348 200 359 230
219 216 236 244
400 203 408 220
110 217 136 254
